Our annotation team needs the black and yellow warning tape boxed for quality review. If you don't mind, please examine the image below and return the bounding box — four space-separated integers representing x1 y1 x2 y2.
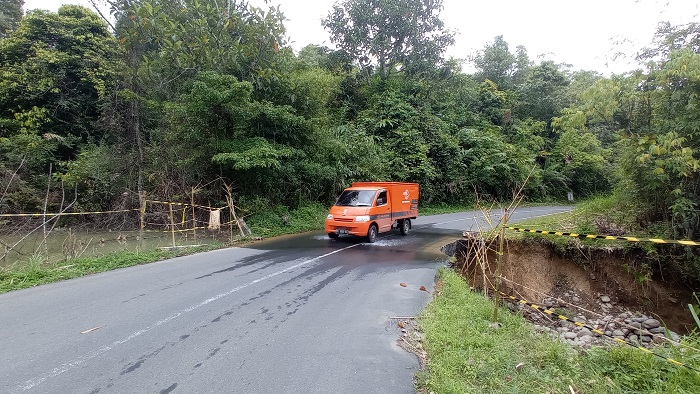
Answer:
0 209 140 218
499 291 699 372
508 227 700 246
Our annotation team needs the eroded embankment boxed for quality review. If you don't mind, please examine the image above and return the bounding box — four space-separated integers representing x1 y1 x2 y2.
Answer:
442 237 695 335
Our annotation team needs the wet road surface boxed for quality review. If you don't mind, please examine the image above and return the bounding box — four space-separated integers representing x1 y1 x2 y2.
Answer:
0 206 571 393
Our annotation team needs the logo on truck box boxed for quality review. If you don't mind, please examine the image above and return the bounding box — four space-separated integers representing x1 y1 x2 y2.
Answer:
402 189 410 203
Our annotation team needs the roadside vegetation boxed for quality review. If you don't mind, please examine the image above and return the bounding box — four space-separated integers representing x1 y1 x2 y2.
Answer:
1 0 700 372
244 200 476 238
0 245 218 294
2 2 700 292
511 195 635 237
3 3 700 389
0 200 480 292
417 270 700 394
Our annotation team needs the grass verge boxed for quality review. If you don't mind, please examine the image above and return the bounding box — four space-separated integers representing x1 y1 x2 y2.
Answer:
510 195 638 236
420 203 475 216
506 195 633 248
245 202 328 238
0 245 219 294
417 270 700 394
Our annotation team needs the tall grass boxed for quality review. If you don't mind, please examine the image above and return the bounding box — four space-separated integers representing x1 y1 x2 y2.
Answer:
417 270 700 394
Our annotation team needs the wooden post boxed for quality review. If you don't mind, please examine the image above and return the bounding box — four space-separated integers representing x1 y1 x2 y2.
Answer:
42 163 52 256
480 238 487 296
169 203 176 248
139 197 147 246
191 187 197 243
209 203 217 241
224 183 243 240
223 199 233 243
231 202 244 237
492 208 507 322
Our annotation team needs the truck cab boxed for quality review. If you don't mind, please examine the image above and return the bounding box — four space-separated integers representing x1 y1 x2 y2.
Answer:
325 182 419 242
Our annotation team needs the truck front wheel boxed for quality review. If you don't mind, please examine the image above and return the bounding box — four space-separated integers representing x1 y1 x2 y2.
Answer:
367 224 378 243
400 219 411 235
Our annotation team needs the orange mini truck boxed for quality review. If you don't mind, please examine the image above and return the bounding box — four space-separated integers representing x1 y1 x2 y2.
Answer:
325 182 419 243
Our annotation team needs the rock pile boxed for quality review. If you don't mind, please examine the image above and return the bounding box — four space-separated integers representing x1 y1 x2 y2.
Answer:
509 292 681 349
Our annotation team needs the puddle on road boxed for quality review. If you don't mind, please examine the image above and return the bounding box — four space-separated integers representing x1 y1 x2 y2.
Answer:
310 234 411 247
244 230 456 270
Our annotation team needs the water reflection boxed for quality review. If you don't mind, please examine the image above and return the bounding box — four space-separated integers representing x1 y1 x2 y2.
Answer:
0 230 221 269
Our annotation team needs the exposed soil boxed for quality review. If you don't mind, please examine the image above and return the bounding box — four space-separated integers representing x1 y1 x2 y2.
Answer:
445 237 696 334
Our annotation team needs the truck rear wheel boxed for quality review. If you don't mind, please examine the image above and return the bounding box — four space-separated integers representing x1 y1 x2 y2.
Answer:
400 219 411 235
367 224 378 243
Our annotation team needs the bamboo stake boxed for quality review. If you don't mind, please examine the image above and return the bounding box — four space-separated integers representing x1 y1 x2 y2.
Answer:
139 197 146 246
492 208 507 322
191 187 197 243
224 183 244 239
169 203 176 248
42 163 52 256
480 237 487 296
232 203 244 237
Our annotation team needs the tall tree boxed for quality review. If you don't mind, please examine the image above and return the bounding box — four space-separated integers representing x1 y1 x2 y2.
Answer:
637 22 700 63
612 22 700 243
0 5 120 211
471 35 515 89
512 44 532 85
0 0 23 37
322 0 454 79
95 0 288 203
515 60 570 123
0 5 120 155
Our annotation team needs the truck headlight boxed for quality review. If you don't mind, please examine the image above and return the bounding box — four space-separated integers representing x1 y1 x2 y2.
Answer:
355 215 370 222
326 214 334 220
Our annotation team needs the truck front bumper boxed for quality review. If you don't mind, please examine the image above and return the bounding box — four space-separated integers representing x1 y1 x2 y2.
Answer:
325 221 370 236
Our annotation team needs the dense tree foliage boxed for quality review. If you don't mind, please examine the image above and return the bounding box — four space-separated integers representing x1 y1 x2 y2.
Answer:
3 1 700 280
322 0 454 79
0 5 120 211
0 0 23 37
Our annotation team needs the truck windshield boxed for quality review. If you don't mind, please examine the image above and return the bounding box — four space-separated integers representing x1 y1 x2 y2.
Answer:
335 190 376 207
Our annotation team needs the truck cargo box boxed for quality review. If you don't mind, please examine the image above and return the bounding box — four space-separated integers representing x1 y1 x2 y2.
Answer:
325 182 419 242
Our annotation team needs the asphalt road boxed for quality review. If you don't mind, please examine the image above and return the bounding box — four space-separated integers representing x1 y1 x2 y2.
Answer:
0 206 571 394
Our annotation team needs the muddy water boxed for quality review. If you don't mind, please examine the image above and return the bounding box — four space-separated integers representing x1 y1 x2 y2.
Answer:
0 229 220 269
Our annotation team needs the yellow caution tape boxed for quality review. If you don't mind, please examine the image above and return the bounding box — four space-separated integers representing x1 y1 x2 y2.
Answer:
146 200 187 206
1 200 237 219
143 225 210 233
145 200 228 211
499 292 699 372
0 209 140 217
508 227 700 246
